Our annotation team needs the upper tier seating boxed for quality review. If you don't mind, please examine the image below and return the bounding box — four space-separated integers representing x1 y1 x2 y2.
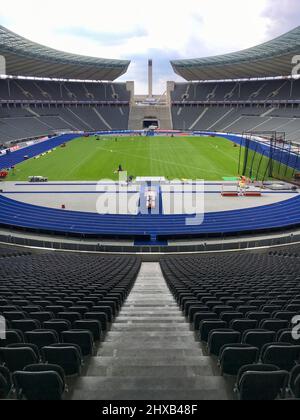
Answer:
0 80 130 102
171 80 300 142
171 80 300 103
0 79 131 143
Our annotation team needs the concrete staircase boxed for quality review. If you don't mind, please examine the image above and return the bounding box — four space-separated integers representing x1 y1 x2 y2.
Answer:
70 263 232 400
128 105 173 130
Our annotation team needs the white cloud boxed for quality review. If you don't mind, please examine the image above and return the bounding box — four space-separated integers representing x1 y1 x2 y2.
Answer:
0 0 286 93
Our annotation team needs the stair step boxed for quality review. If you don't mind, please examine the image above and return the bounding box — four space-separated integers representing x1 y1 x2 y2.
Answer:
115 318 185 323
124 302 176 306
117 311 182 315
104 337 198 346
111 325 194 332
69 377 231 400
86 365 214 378
70 262 232 400
89 356 212 366
123 306 177 309
98 344 202 355
97 349 203 358
106 331 194 338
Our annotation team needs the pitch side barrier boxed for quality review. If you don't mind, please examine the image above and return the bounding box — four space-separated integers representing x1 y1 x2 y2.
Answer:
92 130 184 136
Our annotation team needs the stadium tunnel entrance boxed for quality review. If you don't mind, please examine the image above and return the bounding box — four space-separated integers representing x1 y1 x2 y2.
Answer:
143 119 159 129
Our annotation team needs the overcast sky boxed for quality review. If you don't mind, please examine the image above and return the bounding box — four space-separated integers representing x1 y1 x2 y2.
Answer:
0 0 299 93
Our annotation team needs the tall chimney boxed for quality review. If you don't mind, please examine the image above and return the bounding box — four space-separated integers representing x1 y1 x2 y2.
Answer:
148 59 153 98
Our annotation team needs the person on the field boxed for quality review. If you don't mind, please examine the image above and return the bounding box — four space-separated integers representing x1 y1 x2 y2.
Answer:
114 164 124 175
239 176 247 195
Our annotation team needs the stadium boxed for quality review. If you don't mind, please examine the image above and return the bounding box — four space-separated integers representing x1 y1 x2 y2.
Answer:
1 10 300 403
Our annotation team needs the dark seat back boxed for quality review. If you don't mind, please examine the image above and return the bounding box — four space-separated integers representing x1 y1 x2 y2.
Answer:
239 371 289 400
0 347 38 372
13 371 64 400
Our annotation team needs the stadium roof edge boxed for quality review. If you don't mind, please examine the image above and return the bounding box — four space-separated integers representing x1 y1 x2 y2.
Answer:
0 25 130 81
171 26 300 81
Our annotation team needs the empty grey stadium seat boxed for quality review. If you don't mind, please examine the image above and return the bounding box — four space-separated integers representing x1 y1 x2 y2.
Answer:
61 330 94 357
238 370 289 400
230 320 258 334
260 319 290 332
89 306 113 323
11 319 41 333
43 320 71 338
208 330 241 356
193 312 219 330
25 330 59 349
0 347 39 372
73 320 102 341
29 312 54 323
199 320 227 342
57 312 82 324
24 363 66 391
42 344 82 376
262 345 300 371
220 312 243 324
3 311 26 321
242 330 276 351
0 330 24 346
13 371 64 400
277 329 299 344
84 312 108 331
246 312 269 323
219 345 259 376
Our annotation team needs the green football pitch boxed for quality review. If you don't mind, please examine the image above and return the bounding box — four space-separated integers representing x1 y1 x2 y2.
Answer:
6 136 242 181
